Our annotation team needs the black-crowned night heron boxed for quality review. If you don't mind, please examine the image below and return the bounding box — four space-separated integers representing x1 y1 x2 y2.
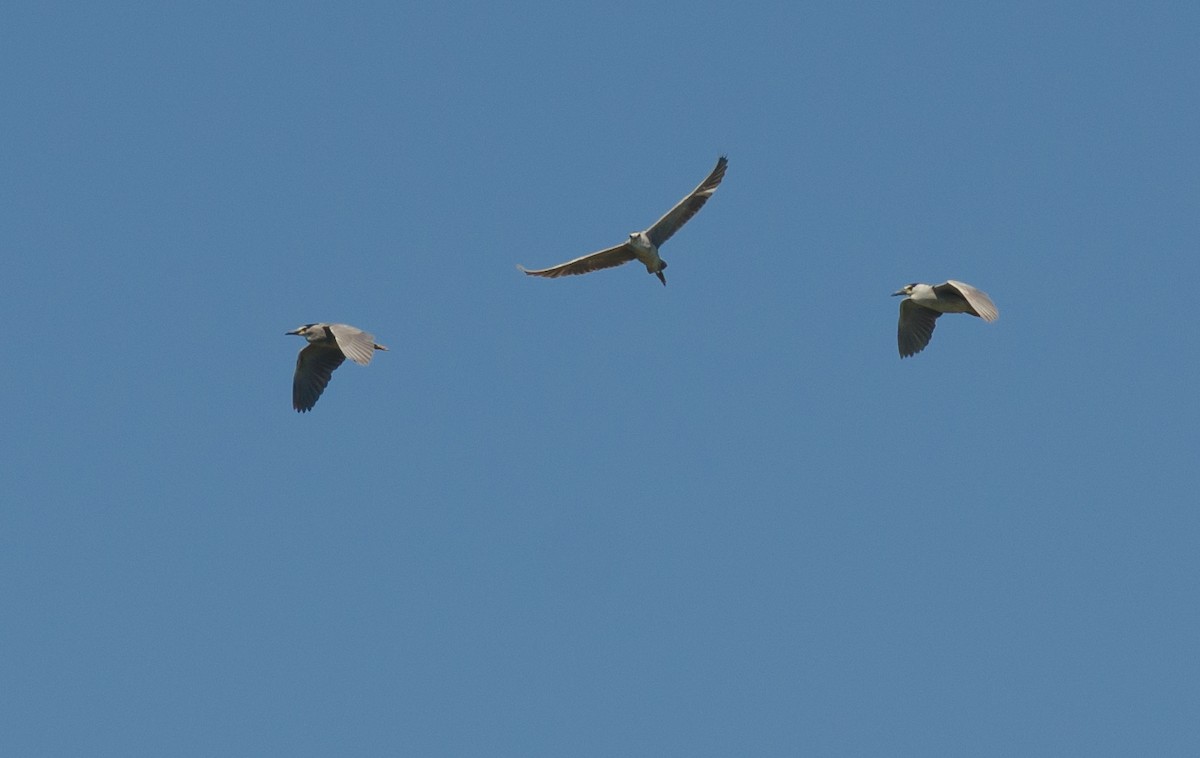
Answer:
286 323 387 412
893 280 998 358
518 156 728 286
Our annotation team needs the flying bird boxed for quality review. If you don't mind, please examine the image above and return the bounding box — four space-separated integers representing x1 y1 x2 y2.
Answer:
892 280 998 358
286 323 387 412
518 156 728 285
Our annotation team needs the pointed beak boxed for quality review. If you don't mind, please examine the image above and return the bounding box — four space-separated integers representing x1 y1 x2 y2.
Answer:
891 290 906 297
656 271 667 286
286 329 302 335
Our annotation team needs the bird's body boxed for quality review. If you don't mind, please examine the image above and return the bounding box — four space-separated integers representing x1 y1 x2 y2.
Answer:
627 231 664 277
519 156 727 285
893 280 998 358
286 323 386 412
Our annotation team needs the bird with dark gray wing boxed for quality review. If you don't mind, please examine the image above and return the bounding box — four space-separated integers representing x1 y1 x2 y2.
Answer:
518 156 728 286
892 280 998 358
286 323 387 412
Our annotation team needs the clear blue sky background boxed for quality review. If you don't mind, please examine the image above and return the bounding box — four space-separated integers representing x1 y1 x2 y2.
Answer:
3 1 1198 755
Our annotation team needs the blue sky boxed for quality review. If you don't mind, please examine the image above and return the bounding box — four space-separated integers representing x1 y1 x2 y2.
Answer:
3 1 1198 755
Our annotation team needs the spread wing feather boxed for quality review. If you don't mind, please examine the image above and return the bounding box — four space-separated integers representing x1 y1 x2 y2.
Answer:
898 300 941 358
293 343 346 412
328 323 380 365
940 280 999 322
646 156 728 248
518 243 637 278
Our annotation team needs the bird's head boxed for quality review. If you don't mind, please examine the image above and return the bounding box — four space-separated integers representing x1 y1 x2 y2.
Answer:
892 284 917 297
286 324 318 339
628 231 653 251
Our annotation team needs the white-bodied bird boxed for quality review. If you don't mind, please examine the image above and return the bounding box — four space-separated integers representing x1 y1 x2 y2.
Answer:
286 323 387 412
518 156 728 286
892 281 998 358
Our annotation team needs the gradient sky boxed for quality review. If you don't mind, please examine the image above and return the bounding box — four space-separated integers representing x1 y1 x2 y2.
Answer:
3 1 1199 755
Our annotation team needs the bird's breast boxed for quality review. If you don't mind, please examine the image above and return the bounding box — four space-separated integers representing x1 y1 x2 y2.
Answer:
628 235 660 270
